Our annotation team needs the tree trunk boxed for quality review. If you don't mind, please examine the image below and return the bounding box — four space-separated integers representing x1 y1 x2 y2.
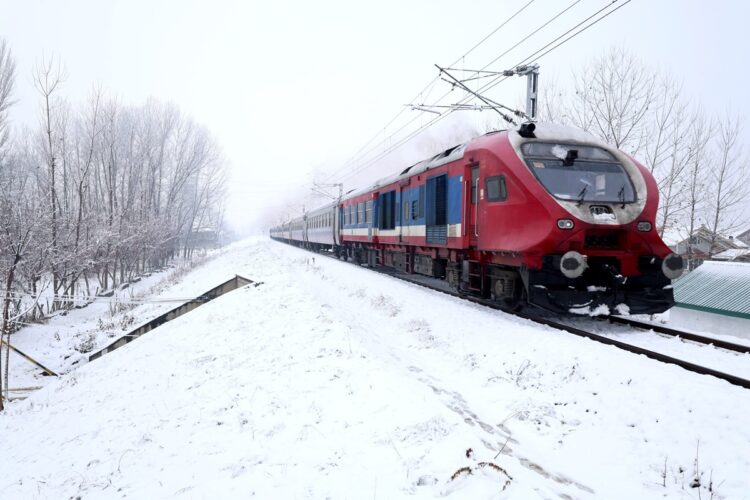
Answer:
0 254 21 411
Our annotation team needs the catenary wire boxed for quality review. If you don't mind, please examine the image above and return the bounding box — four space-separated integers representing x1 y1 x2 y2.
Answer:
323 0 536 183
331 0 630 183
326 0 585 183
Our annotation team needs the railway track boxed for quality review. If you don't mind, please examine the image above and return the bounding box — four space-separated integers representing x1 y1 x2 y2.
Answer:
307 248 750 390
604 316 750 354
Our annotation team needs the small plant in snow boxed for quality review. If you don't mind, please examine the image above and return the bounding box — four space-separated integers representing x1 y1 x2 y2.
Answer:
370 293 401 317
118 314 135 330
74 332 97 353
503 359 539 387
97 318 116 332
659 441 723 499
444 448 512 493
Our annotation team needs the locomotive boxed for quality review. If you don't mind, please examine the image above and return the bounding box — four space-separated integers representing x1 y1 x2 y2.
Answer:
270 122 684 315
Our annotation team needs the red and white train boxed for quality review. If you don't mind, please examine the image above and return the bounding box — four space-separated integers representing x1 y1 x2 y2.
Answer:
270 122 684 314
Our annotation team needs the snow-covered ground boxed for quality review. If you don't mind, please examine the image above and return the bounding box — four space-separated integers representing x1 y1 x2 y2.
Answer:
6 250 225 393
560 317 750 381
2 238 750 499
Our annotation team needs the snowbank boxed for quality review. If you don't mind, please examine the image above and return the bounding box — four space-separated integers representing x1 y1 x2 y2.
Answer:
2 238 749 498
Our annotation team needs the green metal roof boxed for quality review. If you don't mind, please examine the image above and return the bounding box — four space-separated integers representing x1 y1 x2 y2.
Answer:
673 261 750 320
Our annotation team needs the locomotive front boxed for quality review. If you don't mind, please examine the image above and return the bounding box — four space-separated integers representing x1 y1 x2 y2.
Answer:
505 124 683 315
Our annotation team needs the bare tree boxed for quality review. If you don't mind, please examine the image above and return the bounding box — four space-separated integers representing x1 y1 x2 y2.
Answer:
683 112 714 269
0 49 228 408
655 104 694 237
570 46 656 156
0 39 15 164
0 37 17 411
536 74 568 124
33 56 67 308
706 113 747 257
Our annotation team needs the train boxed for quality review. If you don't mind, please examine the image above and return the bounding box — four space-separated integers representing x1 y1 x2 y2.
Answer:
270 122 684 315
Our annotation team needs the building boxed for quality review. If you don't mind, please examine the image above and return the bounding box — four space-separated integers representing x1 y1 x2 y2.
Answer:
712 248 750 263
665 225 746 270
669 260 750 339
734 227 750 246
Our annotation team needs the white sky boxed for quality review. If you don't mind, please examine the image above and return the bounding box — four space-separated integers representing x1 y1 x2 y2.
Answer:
2 0 749 234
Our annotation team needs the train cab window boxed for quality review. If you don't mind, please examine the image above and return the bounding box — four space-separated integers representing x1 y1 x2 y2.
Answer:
360 203 365 224
411 200 418 220
365 201 372 224
486 176 507 202
521 142 636 203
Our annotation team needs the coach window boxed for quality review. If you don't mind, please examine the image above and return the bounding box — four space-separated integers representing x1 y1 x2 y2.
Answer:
365 200 372 224
359 203 365 225
486 176 507 202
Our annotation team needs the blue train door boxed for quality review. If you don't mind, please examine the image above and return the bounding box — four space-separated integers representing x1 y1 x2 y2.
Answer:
426 174 447 244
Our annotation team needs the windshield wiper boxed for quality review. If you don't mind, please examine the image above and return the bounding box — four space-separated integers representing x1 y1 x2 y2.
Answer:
577 184 588 206
617 184 626 208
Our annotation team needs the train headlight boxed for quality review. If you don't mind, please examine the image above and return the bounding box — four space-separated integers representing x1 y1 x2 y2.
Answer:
557 219 575 230
661 253 684 280
560 251 587 279
637 221 652 232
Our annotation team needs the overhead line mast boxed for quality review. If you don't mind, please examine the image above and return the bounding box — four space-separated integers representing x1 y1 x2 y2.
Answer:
431 63 540 123
328 0 631 184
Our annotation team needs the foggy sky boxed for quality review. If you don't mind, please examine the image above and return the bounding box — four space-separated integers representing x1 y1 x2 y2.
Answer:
1 0 748 233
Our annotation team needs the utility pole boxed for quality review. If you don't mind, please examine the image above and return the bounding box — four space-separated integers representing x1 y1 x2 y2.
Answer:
415 63 541 123
312 182 343 201
513 64 539 121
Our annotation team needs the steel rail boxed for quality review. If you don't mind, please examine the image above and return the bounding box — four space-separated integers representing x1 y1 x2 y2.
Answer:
293 245 750 390
606 316 750 354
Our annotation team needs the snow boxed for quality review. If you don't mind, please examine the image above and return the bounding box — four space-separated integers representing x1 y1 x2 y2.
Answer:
550 144 569 160
5 250 227 392
713 248 750 260
592 212 616 222
2 238 750 498
569 303 611 316
562 316 750 380
693 259 750 278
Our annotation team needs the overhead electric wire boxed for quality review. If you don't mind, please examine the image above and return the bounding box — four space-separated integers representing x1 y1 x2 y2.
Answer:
323 0 536 183
481 0 633 95
327 0 583 183
331 0 631 183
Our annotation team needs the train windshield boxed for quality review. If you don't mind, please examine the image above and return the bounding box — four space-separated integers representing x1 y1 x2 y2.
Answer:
521 142 636 204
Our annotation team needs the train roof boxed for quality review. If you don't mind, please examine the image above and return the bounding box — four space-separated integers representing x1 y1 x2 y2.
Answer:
342 122 609 203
